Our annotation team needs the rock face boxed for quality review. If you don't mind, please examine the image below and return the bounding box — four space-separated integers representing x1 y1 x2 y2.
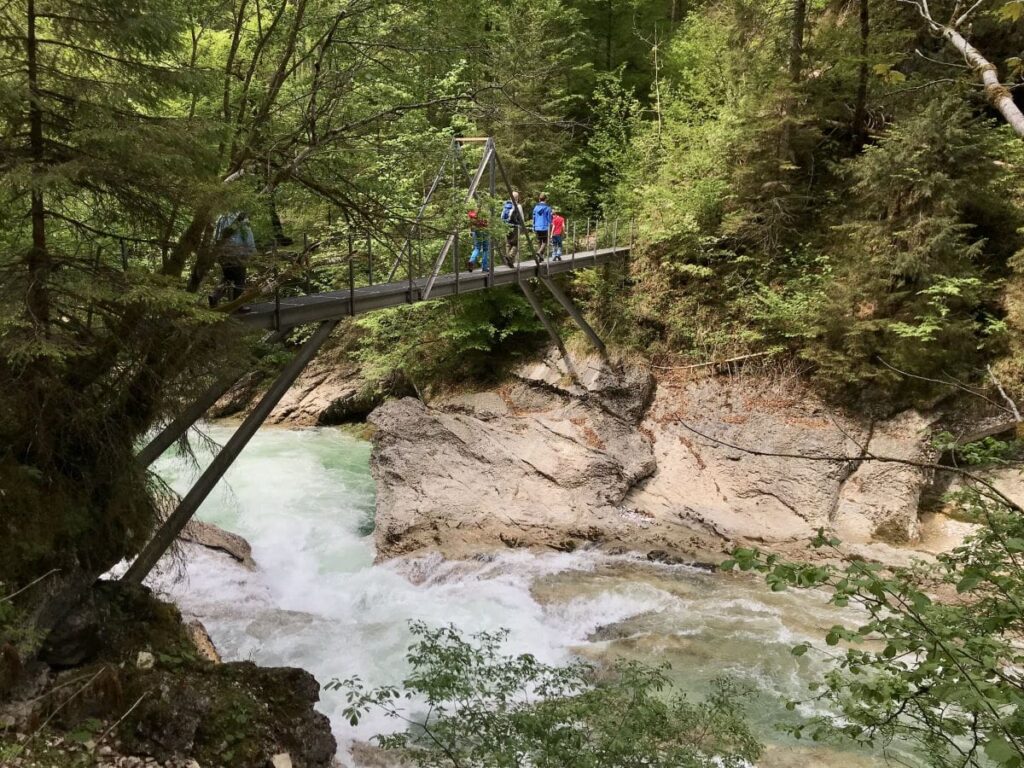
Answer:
13 583 334 768
212 342 378 426
370 354 944 562
264 355 378 426
831 410 938 544
120 663 336 768
186 619 221 664
626 372 864 548
370 366 658 558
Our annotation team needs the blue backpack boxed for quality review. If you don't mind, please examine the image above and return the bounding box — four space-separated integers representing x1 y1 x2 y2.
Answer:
501 201 515 224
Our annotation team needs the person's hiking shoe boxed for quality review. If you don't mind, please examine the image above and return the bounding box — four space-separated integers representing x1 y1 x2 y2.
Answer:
467 260 475 272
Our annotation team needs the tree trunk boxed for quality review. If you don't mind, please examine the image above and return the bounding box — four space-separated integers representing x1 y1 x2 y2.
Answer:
789 0 807 83
779 0 807 162
162 208 211 279
851 0 870 150
25 0 49 327
605 0 613 71
942 25 1024 139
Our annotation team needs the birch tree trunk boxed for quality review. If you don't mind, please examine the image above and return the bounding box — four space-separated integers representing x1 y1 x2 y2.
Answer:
941 25 1024 138
905 0 1024 139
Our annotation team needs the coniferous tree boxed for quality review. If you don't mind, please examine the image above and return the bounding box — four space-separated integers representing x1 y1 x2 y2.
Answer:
0 0 233 613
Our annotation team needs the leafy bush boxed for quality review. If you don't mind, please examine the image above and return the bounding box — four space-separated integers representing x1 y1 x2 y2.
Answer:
352 291 543 394
331 622 762 768
724 479 1024 766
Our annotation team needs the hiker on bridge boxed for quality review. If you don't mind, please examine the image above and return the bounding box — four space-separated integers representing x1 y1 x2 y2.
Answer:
209 211 256 309
501 190 525 263
551 210 565 261
467 209 489 272
531 194 553 262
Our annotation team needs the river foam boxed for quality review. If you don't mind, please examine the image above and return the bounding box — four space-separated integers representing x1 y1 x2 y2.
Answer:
148 426 882 766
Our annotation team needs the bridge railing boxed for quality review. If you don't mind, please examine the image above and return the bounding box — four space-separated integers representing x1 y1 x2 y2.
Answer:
258 214 634 318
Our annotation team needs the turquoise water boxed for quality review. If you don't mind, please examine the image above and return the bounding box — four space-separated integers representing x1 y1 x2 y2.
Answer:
150 425 895 767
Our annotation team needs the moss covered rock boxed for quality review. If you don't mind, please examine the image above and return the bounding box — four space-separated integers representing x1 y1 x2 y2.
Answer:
118 663 336 768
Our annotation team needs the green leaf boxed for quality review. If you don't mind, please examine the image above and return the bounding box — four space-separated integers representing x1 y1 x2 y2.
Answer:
985 737 1021 766
791 644 809 657
957 573 982 592
997 1 1024 22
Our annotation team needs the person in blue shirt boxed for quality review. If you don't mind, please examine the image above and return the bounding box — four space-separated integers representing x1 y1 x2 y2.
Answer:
209 211 256 308
531 194 553 262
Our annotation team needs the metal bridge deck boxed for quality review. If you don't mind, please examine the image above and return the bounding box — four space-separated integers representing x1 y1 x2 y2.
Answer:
239 245 629 331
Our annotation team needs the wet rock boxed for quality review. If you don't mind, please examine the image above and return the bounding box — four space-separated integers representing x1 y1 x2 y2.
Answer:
181 520 255 569
186 620 221 664
646 550 684 565
39 592 101 668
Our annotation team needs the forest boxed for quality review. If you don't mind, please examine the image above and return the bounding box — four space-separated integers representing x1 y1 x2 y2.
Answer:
2 0 1024 766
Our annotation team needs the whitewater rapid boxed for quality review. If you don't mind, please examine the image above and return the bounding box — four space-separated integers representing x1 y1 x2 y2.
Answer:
148 426 883 766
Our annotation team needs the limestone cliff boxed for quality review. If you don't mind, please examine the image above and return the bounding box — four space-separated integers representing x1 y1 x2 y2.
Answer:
369 353 956 563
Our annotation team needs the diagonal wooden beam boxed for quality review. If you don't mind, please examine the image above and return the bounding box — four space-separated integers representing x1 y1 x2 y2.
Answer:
538 275 608 360
122 319 339 585
136 330 288 468
519 280 579 383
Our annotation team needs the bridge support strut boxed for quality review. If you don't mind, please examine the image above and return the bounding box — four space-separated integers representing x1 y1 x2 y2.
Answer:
518 281 579 383
123 319 340 585
538 276 608 361
136 331 288 468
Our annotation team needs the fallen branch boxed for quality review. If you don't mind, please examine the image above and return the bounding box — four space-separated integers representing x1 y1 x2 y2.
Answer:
94 691 149 750
987 365 1022 424
0 569 60 604
649 350 775 371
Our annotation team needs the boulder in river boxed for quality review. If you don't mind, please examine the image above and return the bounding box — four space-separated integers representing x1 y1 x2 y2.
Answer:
181 520 256 569
118 662 336 768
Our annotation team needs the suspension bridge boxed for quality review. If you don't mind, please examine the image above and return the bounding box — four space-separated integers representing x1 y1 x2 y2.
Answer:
122 137 632 584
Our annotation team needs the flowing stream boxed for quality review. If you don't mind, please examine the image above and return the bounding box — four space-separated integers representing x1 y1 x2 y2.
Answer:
150 426 892 767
